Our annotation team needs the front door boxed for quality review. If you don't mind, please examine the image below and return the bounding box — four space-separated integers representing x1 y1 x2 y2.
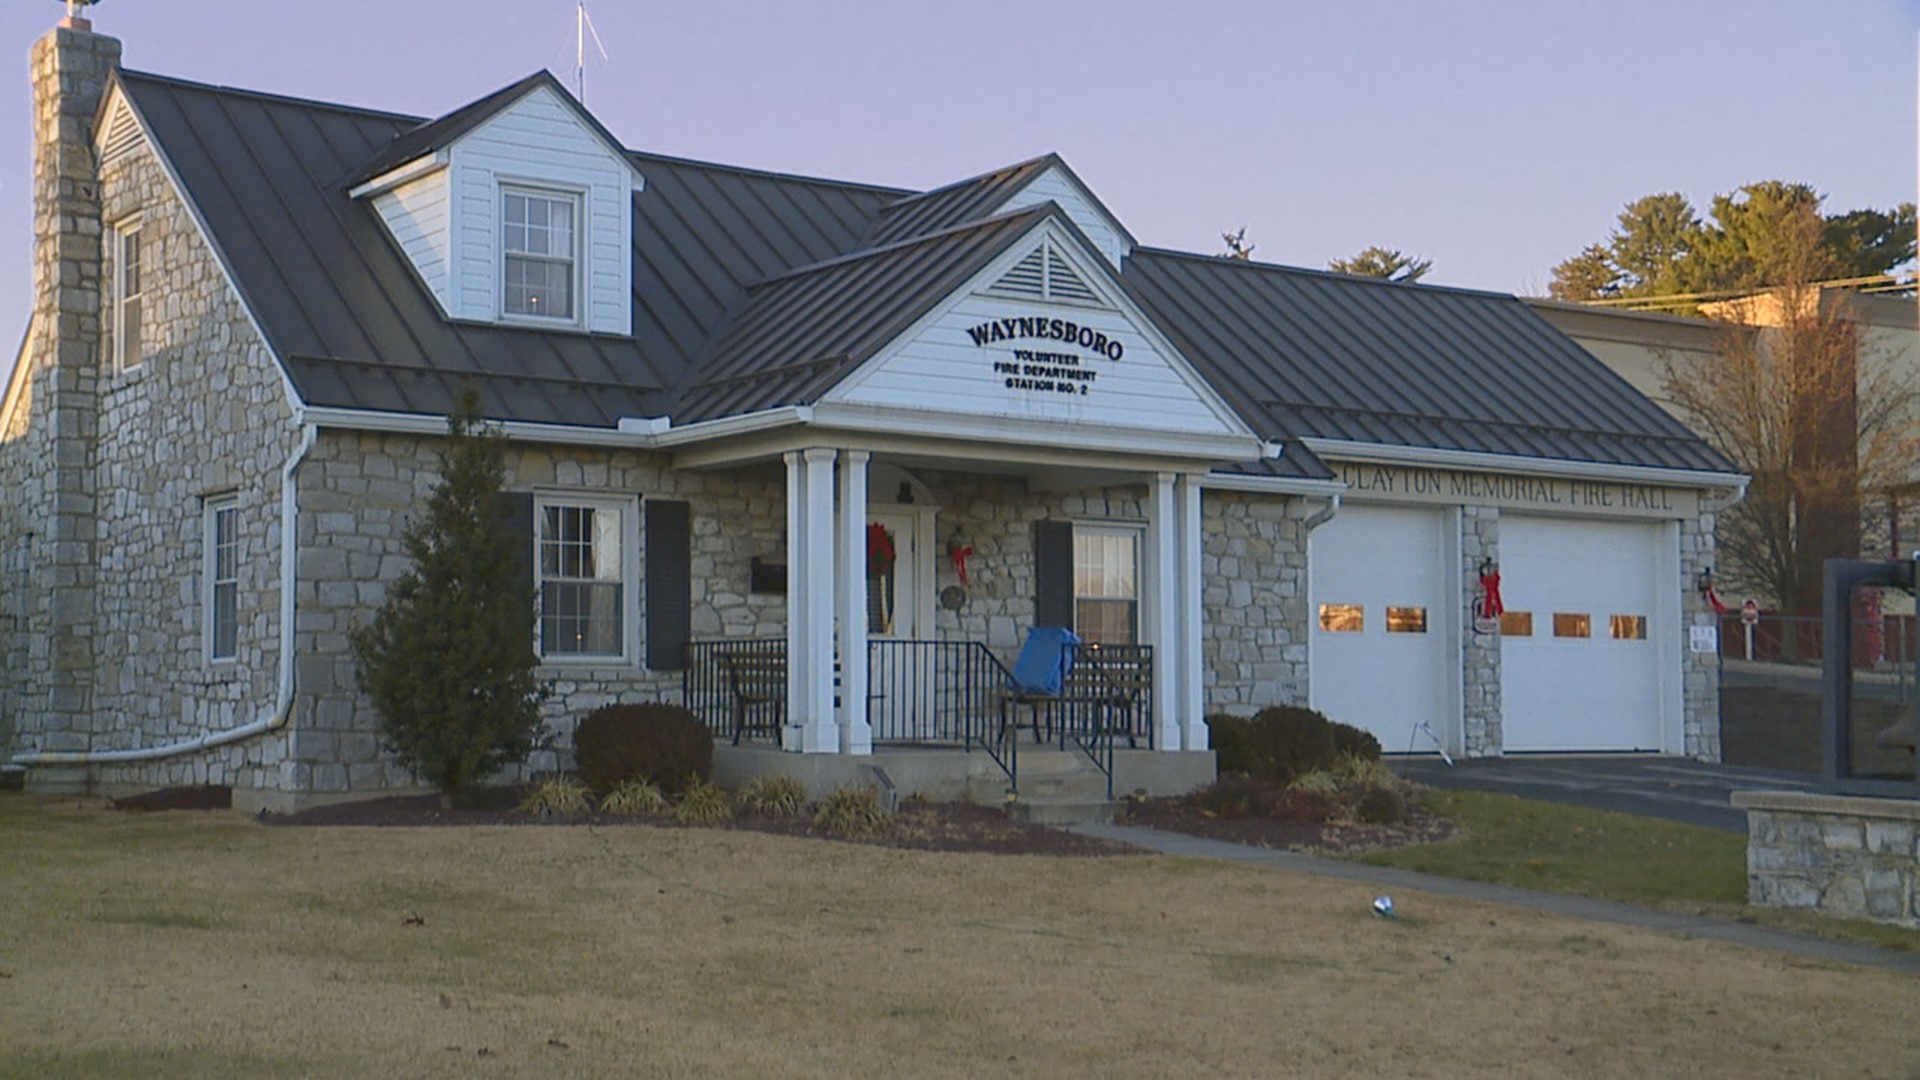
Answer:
866 509 933 739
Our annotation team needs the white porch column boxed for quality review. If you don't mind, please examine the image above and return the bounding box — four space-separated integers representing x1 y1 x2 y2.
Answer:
782 451 809 751
801 448 839 752
1148 472 1181 750
837 451 873 754
1175 474 1207 750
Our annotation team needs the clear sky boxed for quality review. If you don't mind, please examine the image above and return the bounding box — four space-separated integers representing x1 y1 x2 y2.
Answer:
0 0 1914 369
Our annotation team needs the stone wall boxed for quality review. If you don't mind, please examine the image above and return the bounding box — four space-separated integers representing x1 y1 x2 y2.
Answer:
292 434 790 795
2 24 304 794
1199 491 1311 714
1734 790 1920 928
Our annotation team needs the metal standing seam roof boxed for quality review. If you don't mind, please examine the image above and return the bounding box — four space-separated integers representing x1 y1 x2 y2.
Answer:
675 206 1055 423
1123 250 1736 475
115 70 903 427
117 66 1733 480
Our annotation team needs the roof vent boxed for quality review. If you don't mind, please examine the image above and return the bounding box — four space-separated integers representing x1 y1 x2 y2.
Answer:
985 239 1106 307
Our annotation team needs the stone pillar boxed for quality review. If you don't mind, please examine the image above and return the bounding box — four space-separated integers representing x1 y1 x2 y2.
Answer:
836 451 872 754
29 20 121 745
782 452 808 751
1175 475 1206 750
1147 472 1180 750
801 449 838 752
1461 505 1501 756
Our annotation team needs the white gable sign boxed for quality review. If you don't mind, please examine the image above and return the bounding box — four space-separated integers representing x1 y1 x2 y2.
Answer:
829 231 1244 438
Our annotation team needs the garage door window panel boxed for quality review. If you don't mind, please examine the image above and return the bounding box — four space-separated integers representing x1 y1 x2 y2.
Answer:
1552 612 1591 639
1500 611 1533 636
1609 615 1648 641
1319 604 1364 632
1386 606 1427 634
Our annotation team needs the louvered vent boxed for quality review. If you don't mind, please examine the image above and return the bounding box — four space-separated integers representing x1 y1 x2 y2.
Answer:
985 240 1108 307
988 247 1046 299
98 97 145 166
1045 248 1101 305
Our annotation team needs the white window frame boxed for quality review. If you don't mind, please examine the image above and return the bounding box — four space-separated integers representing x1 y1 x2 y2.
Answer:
1072 521 1143 645
499 184 583 326
203 494 239 664
111 218 145 372
534 493 637 665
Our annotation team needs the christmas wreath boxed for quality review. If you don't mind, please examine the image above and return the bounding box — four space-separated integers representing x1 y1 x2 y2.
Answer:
867 523 896 579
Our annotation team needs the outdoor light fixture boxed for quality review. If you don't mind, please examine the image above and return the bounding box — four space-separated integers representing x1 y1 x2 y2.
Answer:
1697 566 1714 593
896 481 914 505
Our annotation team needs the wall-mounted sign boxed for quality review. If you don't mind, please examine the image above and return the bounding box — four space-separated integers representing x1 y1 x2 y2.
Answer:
1689 625 1718 654
1332 462 1699 520
968 315 1122 400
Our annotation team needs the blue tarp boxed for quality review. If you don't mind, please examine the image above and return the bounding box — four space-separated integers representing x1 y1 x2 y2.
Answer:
1010 627 1080 696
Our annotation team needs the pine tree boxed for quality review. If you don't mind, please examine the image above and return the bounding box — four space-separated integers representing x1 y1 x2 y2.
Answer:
351 390 546 796
1328 245 1432 283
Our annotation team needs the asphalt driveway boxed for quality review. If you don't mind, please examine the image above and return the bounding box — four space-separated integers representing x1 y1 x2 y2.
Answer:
1390 755 1828 833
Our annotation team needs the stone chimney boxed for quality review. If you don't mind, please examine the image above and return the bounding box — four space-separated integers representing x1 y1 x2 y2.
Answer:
27 13 119 736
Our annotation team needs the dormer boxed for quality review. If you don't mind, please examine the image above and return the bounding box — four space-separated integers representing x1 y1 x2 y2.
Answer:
348 72 644 335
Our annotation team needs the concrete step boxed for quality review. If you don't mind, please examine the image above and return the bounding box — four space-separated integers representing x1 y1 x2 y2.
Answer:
1007 797 1120 826
964 749 1110 806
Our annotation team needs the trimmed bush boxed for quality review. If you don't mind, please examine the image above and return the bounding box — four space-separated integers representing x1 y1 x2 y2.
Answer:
813 785 891 838
573 703 713 796
599 780 669 816
672 779 735 826
1205 714 1254 774
740 775 808 818
1331 722 1383 762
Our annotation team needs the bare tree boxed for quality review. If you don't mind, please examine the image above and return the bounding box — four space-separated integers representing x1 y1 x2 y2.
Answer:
1660 208 1920 612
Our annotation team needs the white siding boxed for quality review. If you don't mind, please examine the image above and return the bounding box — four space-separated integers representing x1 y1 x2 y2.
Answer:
831 236 1235 437
446 85 633 334
1000 165 1129 269
371 172 452 311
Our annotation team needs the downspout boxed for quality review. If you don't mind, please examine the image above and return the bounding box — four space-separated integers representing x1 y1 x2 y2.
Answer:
5 423 317 769
1302 492 1342 532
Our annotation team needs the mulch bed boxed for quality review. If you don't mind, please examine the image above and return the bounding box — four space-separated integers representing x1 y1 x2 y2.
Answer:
260 792 1136 857
1119 794 1456 857
127 780 1458 860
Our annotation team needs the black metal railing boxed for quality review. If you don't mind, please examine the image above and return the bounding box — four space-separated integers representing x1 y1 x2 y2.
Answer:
868 639 1019 788
684 637 787 745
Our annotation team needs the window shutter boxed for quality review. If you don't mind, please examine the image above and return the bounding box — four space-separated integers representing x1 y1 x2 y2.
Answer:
1033 519 1074 630
495 492 537 596
645 499 692 670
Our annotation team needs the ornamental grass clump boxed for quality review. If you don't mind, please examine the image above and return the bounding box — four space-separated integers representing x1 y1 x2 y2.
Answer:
518 776 592 818
672 779 734 826
598 779 669 816
813 785 891 838
740 775 808 818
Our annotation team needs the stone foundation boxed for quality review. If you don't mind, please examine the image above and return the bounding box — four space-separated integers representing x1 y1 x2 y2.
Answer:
1732 789 1920 928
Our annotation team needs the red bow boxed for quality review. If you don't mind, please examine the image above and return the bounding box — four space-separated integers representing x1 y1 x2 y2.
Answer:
1478 569 1504 619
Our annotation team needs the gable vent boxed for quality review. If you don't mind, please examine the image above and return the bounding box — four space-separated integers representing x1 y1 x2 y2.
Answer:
98 96 146 166
985 239 1107 307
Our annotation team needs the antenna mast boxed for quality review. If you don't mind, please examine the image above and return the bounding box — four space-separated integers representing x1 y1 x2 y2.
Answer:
575 1 609 103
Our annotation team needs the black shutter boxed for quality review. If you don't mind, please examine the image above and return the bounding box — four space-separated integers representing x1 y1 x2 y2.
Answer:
496 492 537 598
646 498 692 670
1033 519 1074 630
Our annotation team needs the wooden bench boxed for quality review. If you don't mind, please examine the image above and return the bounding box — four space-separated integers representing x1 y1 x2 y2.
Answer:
1004 644 1151 748
718 651 786 745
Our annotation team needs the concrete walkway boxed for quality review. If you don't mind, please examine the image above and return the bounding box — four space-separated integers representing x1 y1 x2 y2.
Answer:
1389 755 1827 832
1071 822 1920 975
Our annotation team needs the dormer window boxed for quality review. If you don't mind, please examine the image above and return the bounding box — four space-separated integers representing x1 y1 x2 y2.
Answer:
502 187 578 321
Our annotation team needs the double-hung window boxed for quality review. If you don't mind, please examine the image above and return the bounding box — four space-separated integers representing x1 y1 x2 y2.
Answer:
501 187 577 321
112 222 144 371
204 495 239 662
1073 525 1140 645
537 496 628 660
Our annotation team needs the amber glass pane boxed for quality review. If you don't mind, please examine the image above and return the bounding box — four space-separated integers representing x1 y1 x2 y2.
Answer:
1609 614 1647 640
1500 611 1533 636
1386 606 1427 633
1319 604 1363 632
1553 613 1591 639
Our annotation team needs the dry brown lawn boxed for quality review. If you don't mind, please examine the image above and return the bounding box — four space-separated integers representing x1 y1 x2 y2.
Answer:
2 796 1917 1079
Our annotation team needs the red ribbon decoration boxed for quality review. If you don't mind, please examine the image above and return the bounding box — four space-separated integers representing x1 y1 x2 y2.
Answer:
948 542 974 585
866 523 895 579
1478 568 1504 620
1703 582 1729 616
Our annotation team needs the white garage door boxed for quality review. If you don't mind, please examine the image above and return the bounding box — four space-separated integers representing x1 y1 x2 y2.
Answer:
1309 505 1450 754
1499 516 1664 751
